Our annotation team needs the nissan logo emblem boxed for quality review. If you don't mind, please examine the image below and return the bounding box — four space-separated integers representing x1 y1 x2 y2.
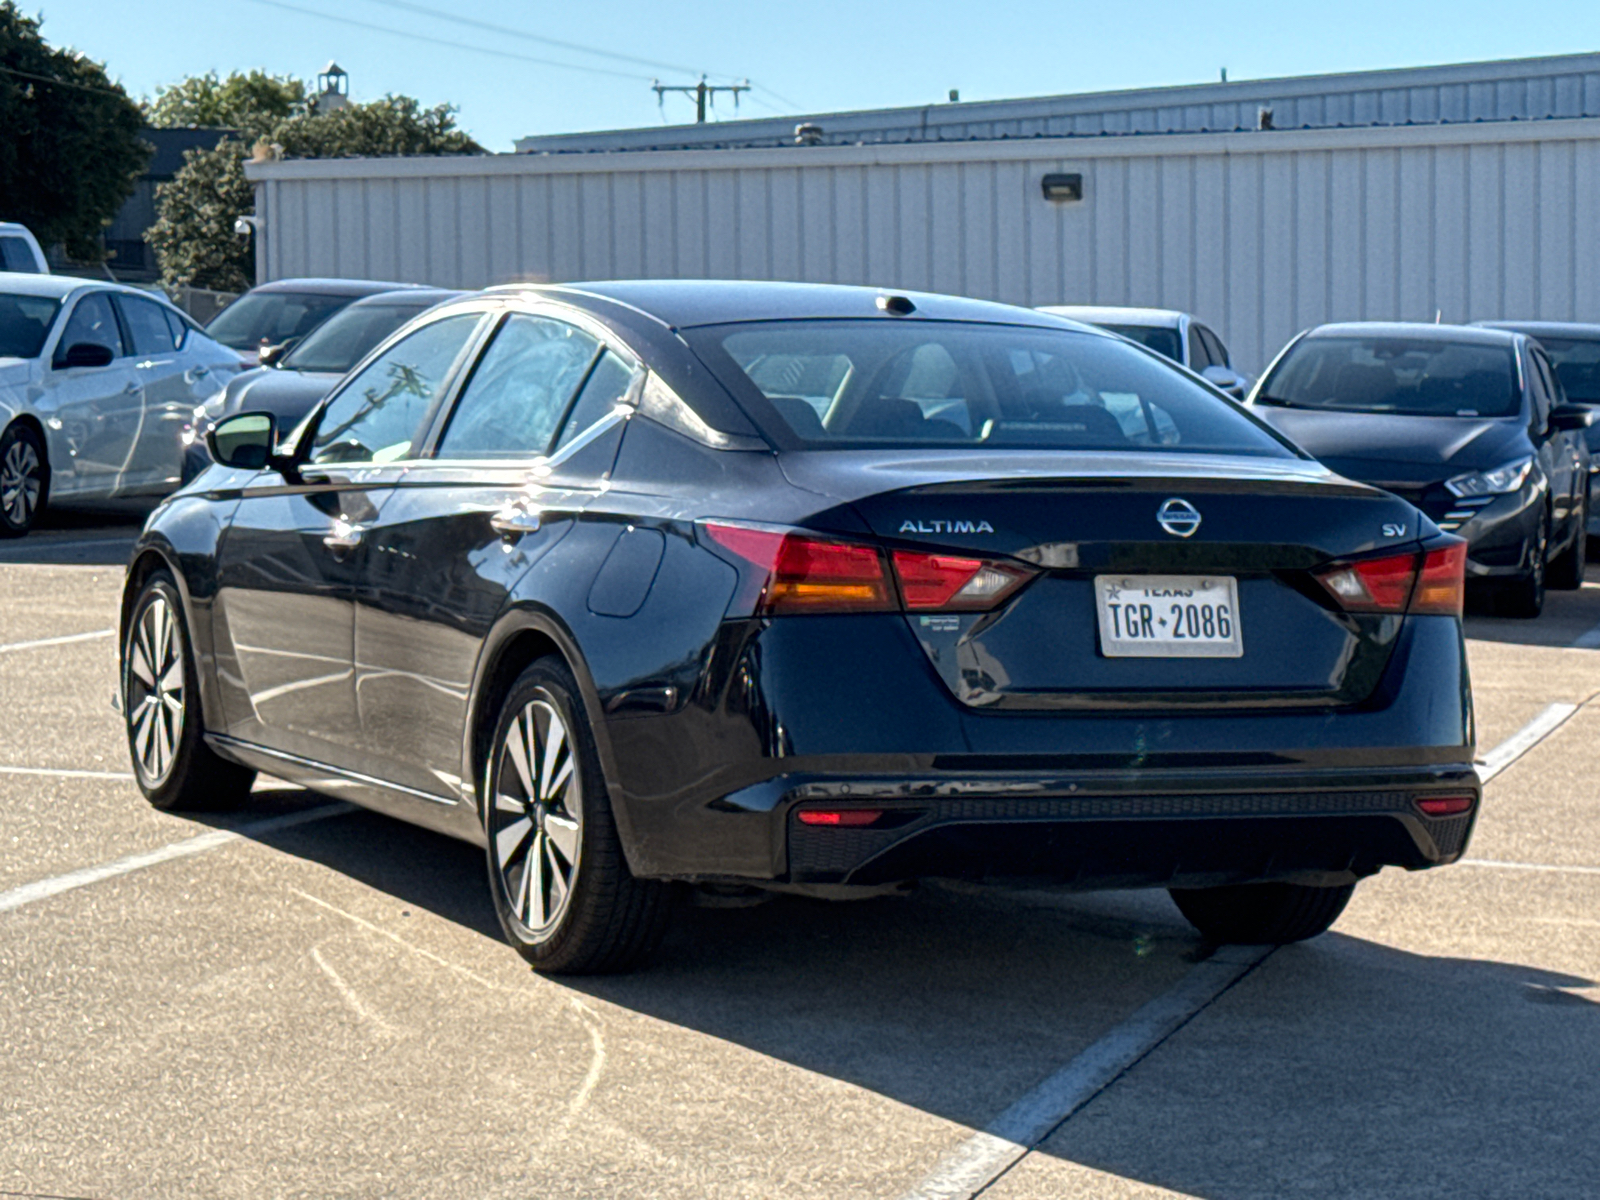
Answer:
1156 498 1202 538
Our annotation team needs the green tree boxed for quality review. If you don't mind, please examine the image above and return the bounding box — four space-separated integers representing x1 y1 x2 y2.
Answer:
0 1 149 260
144 70 305 139
150 87 481 290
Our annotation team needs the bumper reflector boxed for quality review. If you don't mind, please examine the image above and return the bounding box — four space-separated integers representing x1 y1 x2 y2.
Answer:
796 809 884 827
1415 794 1474 817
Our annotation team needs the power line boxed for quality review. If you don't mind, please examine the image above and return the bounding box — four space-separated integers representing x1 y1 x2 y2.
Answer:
236 0 655 82
653 77 750 124
351 0 743 82
0 63 129 99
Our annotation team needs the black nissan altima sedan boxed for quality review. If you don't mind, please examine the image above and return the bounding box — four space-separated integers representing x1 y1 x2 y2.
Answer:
119 281 1477 973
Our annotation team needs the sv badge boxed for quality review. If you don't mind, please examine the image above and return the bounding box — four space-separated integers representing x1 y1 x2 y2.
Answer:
1382 523 1406 538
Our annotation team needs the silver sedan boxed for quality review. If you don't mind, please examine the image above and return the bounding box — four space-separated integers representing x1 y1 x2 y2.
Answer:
0 273 241 535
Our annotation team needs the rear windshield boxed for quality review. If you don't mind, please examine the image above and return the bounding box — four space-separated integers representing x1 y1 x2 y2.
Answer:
1098 323 1182 363
1531 337 1600 404
1259 336 1519 418
0 293 59 359
206 290 350 351
281 301 429 374
691 320 1294 457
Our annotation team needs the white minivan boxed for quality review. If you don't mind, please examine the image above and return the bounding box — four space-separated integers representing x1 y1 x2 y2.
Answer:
0 224 49 274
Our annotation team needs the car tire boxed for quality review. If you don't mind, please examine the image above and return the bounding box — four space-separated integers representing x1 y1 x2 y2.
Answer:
123 571 256 811
0 421 48 537
1492 508 1549 618
483 656 672 974
1168 881 1356 944
1547 495 1587 590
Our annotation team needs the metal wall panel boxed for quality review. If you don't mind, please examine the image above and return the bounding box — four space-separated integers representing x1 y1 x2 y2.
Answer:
250 118 1600 374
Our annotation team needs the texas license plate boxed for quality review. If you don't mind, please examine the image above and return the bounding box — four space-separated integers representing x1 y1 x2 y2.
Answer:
1094 575 1243 658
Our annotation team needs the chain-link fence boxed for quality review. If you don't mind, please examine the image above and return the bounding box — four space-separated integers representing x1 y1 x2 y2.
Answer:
167 285 237 324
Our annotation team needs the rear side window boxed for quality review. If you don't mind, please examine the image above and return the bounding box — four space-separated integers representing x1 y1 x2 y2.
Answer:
310 314 482 465
0 237 41 273
692 320 1293 457
115 295 178 355
553 350 638 453
57 293 124 362
436 314 600 460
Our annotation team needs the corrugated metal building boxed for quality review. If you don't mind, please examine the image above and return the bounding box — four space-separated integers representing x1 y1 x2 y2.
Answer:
245 53 1600 373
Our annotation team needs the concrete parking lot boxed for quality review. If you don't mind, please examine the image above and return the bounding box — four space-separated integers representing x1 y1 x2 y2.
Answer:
1 510 1596 1199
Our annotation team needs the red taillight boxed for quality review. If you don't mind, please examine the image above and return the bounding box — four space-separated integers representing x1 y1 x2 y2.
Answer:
1412 543 1466 616
703 522 895 614
796 809 884 826
1416 794 1474 817
891 549 1033 611
1314 541 1465 616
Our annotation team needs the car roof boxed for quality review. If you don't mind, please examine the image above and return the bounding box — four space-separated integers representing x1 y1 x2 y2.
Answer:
343 287 464 309
1474 320 1600 340
1037 305 1186 328
247 277 426 297
493 279 1095 332
1304 321 1521 346
0 272 176 303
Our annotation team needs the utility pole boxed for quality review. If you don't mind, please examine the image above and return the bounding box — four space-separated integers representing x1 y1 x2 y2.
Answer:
652 76 750 123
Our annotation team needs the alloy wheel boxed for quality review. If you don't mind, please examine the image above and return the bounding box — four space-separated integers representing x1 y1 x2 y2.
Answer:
126 594 186 786
0 437 41 529
491 698 582 934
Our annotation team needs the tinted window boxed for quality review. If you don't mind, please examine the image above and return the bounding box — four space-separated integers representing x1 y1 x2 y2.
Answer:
436 314 599 460
1531 350 1558 425
553 350 638 453
1536 337 1600 403
1098 323 1182 363
1258 337 1519 418
699 320 1293 457
0 293 59 359
206 291 349 351
116 295 178 355
1187 324 1208 369
309 314 481 465
0 237 40 273
163 307 192 349
282 301 432 374
1199 326 1230 369
57 293 124 361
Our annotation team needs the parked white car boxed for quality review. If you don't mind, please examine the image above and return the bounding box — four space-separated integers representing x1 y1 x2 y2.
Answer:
1037 305 1250 398
0 273 241 535
0 223 48 274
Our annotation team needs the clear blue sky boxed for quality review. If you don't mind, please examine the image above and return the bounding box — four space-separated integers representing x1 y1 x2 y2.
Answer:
39 0 1600 151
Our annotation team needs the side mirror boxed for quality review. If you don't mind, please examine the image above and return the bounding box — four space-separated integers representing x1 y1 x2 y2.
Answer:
1201 364 1246 397
206 411 279 470
56 342 115 370
1549 404 1597 432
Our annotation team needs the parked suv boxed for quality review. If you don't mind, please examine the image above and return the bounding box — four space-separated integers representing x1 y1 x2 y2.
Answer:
1250 323 1592 617
1038 306 1250 397
0 223 48 274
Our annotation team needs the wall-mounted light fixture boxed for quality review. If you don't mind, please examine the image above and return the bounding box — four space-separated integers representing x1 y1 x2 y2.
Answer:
1040 173 1083 202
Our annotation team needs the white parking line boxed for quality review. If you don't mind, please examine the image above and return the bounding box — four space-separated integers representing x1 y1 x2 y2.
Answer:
0 628 114 654
0 803 355 915
0 765 134 781
1457 858 1600 876
1477 702 1581 782
900 945 1271 1200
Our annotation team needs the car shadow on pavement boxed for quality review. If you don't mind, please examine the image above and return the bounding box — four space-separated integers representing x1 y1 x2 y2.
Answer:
0 501 155 566
234 802 1597 1198
1463 563 1600 648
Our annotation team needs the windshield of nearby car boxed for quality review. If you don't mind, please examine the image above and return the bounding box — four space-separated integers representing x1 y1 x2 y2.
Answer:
0 293 60 359
1257 336 1520 418
694 320 1296 457
205 290 350 351
1529 337 1600 404
1096 323 1183 363
280 301 432 374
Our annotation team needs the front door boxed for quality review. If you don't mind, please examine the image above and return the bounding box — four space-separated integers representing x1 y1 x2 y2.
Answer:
210 310 487 772
352 312 638 803
39 291 143 500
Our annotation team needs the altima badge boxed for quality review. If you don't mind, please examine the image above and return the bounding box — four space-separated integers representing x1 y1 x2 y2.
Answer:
1156 498 1202 538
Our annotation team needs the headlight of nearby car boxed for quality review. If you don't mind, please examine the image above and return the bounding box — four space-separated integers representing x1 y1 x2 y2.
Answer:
1445 456 1534 498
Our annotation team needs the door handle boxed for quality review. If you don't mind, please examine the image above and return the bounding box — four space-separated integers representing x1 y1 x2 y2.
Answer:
123 382 140 395
323 521 364 552
490 507 543 538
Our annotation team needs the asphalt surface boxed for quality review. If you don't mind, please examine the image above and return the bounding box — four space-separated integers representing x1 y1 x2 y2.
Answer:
1 509 1596 1199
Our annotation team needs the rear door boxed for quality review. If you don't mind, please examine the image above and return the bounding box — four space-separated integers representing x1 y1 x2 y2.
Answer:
211 311 486 770
351 308 636 801
113 292 191 489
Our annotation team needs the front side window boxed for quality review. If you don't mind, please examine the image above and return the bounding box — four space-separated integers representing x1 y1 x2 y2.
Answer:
1186 324 1209 370
116 295 178 355
282 302 433 375
0 293 60 359
309 314 482 465
695 320 1293 457
1535 336 1600 404
57 293 124 362
435 314 600 460
1257 337 1520 418
1199 326 1231 369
